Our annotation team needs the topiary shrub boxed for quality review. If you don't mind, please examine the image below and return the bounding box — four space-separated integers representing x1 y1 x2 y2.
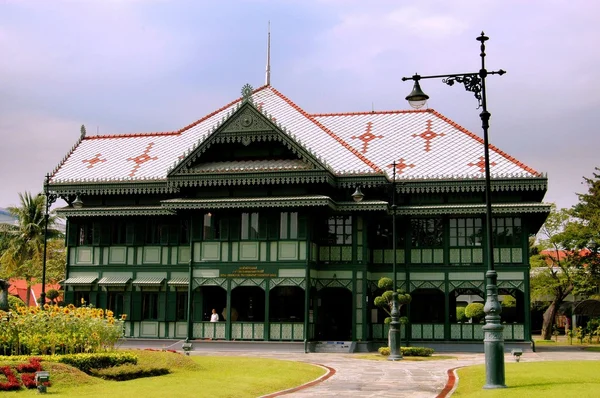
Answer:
7 295 24 312
465 303 485 322
90 364 170 381
57 352 138 374
378 346 434 357
46 289 60 304
456 307 467 322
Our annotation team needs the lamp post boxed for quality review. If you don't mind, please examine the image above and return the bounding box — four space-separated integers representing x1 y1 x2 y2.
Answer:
40 174 58 307
353 160 402 360
401 32 506 388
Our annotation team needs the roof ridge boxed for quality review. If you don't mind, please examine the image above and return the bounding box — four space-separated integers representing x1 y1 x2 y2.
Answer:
430 110 541 177
269 87 383 174
310 109 433 117
84 85 270 140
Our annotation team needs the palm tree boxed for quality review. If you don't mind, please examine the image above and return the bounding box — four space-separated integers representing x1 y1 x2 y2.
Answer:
0 192 60 306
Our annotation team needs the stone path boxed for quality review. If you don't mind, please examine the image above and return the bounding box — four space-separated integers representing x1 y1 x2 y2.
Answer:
194 348 600 397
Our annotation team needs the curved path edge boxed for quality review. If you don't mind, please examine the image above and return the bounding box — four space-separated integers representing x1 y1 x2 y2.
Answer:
261 364 336 397
436 366 463 398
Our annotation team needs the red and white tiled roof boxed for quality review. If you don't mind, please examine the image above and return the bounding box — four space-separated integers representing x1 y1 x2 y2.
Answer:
50 86 539 184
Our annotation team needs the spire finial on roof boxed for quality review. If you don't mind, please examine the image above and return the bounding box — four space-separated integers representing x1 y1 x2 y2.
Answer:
265 21 271 86
241 83 254 103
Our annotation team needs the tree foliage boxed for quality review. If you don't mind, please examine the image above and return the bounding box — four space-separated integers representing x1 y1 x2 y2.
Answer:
0 192 64 305
464 303 484 322
530 169 600 339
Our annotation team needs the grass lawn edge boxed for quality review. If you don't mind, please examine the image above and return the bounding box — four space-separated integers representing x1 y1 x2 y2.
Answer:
260 363 336 397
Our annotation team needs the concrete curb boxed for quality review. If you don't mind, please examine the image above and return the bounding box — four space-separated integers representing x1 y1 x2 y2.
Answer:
260 364 336 397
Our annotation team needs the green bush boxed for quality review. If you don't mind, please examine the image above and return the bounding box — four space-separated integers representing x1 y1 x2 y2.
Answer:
456 307 467 322
7 296 24 312
465 303 485 322
90 364 169 381
378 346 434 357
57 352 138 373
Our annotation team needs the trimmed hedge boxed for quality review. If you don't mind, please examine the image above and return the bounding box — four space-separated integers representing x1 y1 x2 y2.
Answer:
57 352 138 373
90 364 170 381
378 346 435 357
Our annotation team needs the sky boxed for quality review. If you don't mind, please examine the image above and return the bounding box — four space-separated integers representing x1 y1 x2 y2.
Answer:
1 0 598 211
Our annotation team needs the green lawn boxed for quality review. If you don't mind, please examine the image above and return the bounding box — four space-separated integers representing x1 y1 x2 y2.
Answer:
3 351 325 397
454 361 600 397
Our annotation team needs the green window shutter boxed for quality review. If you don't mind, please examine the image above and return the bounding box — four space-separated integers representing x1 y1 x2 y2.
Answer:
92 222 102 245
191 215 203 240
134 222 145 245
267 214 278 240
192 290 203 321
130 292 142 321
298 215 308 239
98 291 107 310
67 222 78 246
157 292 166 320
165 291 177 322
259 216 268 240
65 290 74 305
229 217 240 240
160 225 170 246
219 218 229 240
89 291 98 307
169 224 179 245
123 292 132 319
126 222 136 246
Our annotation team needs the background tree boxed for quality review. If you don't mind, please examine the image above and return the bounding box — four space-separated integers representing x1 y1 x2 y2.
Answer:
46 288 60 304
531 197 600 340
0 192 62 306
373 277 411 324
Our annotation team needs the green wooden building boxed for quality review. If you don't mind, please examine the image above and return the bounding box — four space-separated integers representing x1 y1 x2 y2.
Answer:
51 84 549 345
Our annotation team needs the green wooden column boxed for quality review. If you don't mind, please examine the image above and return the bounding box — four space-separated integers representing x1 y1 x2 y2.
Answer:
352 271 357 341
444 273 450 340
186 215 194 342
225 279 232 340
264 280 270 341
362 274 368 341
523 271 531 341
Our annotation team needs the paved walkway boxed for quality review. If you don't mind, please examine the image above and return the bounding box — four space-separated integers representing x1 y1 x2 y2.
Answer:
189 347 600 397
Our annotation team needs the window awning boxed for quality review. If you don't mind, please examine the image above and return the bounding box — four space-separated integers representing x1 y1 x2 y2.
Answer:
98 276 131 286
132 277 165 287
62 276 98 285
167 277 189 287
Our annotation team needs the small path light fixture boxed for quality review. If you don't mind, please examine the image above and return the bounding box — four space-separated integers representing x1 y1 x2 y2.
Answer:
182 342 193 356
401 32 507 389
35 371 50 393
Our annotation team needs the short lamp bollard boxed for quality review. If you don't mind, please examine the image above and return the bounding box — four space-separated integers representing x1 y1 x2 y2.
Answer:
182 342 193 356
35 371 50 393
511 349 523 362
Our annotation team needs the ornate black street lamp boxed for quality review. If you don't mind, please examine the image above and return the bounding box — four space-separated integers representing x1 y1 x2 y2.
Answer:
40 173 58 307
402 32 506 388
353 160 402 360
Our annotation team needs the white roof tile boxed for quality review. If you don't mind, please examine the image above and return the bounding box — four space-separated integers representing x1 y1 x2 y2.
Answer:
51 87 539 184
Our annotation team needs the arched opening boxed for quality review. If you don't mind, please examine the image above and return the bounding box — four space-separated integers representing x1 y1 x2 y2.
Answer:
231 286 265 322
410 288 445 323
450 288 485 323
269 286 304 322
317 287 352 341
269 286 305 341
410 288 445 340
199 286 227 322
498 289 525 324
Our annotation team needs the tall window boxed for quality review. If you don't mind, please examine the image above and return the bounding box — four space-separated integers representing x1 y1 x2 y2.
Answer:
279 212 298 239
176 292 188 321
411 219 443 247
74 291 90 307
328 216 352 245
449 218 483 247
111 221 127 245
107 292 124 316
241 212 259 240
180 219 190 244
203 213 221 240
142 293 158 320
370 218 404 249
78 223 93 245
493 217 522 247
145 219 162 244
